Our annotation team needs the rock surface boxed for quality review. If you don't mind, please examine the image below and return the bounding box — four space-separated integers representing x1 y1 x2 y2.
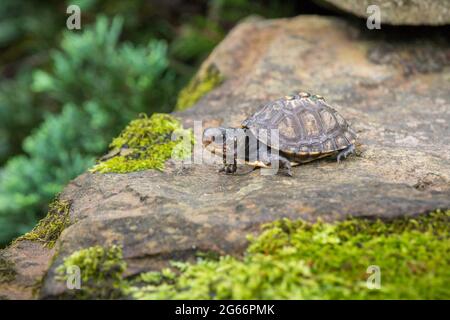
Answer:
0 241 54 299
317 0 450 25
1 15 450 299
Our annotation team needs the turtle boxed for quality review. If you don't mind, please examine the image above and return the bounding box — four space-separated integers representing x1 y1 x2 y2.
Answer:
202 92 357 176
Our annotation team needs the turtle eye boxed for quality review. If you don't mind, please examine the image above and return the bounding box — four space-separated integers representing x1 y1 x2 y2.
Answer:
203 128 223 146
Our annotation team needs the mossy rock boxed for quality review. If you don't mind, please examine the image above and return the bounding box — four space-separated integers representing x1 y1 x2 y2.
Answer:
55 245 126 299
175 64 224 111
4 15 450 300
125 210 450 300
49 211 450 299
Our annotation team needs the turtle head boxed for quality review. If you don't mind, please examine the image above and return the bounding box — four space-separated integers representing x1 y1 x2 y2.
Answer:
202 127 228 155
203 127 247 156
202 127 225 147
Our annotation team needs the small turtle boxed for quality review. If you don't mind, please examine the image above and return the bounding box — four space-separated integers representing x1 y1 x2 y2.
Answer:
202 92 357 176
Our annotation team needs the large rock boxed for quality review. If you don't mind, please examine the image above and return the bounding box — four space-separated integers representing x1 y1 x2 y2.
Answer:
2 15 450 299
317 0 450 25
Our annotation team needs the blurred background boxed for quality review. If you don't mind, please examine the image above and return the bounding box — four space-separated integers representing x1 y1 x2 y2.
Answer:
0 0 341 246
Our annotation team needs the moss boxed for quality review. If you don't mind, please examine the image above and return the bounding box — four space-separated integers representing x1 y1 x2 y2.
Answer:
126 210 450 300
0 256 16 283
14 199 70 248
175 64 224 111
56 245 126 299
48 211 449 299
91 113 193 174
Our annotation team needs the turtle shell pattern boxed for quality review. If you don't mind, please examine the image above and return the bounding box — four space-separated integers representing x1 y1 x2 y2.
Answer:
241 94 357 155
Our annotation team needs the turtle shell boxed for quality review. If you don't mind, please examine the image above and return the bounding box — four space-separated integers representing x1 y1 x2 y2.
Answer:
241 93 357 155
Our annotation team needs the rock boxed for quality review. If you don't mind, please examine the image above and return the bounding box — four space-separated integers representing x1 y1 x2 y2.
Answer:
0 241 54 299
316 0 450 25
2 15 450 299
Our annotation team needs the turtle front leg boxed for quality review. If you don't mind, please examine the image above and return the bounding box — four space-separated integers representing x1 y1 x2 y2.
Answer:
219 163 237 174
219 135 238 174
219 147 238 175
337 144 355 163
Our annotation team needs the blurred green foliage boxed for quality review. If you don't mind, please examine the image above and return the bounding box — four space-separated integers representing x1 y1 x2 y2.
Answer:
0 16 174 244
0 0 62 65
32 16 174 130
0 0 303 245
0 73 45 164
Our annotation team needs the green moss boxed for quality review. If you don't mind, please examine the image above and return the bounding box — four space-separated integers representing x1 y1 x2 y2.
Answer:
56 245 126 299
14 199 70 248
175 64 224 111
91 113 193 174
0 256 16 283
48 211 449 299
126 210 450 300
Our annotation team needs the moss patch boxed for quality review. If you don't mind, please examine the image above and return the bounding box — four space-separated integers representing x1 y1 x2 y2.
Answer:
56 245 126 299
14 199 70 248
0 256 15 283
91 113 193 174
50 211 450 299
175 64 224 111
126 210 450 300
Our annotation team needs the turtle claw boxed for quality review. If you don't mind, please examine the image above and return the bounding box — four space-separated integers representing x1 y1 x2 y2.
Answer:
220 164 237 174
337 144 355 163
284 169 293 177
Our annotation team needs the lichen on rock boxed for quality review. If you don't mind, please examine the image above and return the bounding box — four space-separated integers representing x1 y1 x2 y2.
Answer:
56 245 126 299
175 63 224 111
125 210 450 300
91 113 193 173
0 255 16 283
14 199 71 248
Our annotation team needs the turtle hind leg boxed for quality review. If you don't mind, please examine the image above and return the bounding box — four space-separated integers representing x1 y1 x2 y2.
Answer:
337 144 355 163
266 153 292 176
279 155 293 176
